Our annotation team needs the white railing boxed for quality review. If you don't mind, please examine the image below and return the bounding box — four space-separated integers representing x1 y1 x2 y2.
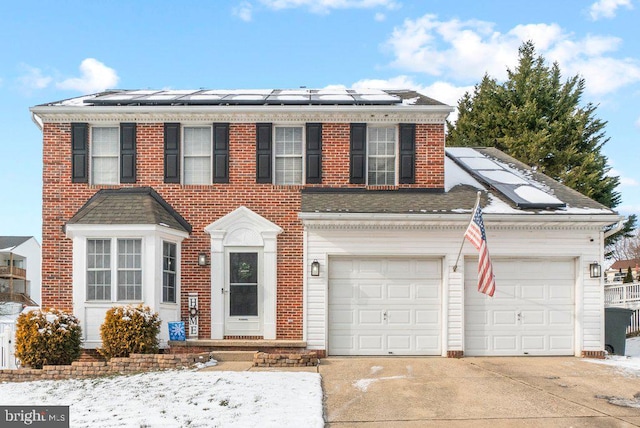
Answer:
605 282 640 308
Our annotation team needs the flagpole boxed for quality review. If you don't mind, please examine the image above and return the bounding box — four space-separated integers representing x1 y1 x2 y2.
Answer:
452 191 482 272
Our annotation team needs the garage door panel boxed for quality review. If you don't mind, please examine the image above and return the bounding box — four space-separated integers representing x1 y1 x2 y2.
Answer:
359 335 384 351
493 336 517 351
329 308 355 325
465 258 575 356
360 284 383 299
329 257 442 356
416 309 440 325
493 310 518 326
521 310 545 325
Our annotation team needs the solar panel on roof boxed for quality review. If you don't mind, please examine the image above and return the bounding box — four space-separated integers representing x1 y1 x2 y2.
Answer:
84 89 403 106
445 148 566 209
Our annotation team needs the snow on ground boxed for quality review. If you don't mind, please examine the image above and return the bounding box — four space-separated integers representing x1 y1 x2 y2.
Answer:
585 336 640 377
0 369 324 428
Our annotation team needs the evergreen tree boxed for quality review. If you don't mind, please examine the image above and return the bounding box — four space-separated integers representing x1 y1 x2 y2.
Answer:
447 41 636 245
623 267 634 284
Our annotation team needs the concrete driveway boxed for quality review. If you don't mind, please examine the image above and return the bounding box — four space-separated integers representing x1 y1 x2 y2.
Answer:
319 357 640 427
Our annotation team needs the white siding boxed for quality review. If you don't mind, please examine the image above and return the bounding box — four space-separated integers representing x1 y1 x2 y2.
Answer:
304 222 604 356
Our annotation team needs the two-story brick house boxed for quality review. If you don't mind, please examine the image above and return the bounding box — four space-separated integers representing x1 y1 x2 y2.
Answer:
31 88 620 357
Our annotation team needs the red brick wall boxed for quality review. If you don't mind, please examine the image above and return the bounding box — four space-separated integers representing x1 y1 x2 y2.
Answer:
41 121 446 339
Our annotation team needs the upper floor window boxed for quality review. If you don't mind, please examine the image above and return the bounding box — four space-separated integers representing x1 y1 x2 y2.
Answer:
91 127 119 185
164 123 229 184
71 123 136 185
183 126 212 185
350 123 414 186
274 126 303 185
367 126 397 186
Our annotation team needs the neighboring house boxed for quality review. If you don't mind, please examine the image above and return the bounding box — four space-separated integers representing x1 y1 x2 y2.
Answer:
0 236 41 306
606 258 640 283
30 88 621 357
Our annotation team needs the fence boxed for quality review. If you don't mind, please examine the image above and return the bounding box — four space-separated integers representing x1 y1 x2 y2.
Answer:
629 309 640 336
0 321 17 369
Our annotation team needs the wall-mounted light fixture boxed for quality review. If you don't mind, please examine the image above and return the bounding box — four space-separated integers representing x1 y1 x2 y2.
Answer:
310 259 320 277
589 262 601 278
198 253 208 266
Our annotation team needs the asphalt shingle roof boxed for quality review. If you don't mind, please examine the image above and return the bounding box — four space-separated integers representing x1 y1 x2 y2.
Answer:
66 187 191 233
0 236 31 250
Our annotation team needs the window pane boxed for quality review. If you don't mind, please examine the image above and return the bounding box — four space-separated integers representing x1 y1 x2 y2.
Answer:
367 126 396 185
275 157 302 185
117 239 142 301
230 284 258 316
184 157 211 185
91 127 119 185
92 128 119 155
162 242 177 303
87 239 111 301
184 127 211 155
230 253 258 284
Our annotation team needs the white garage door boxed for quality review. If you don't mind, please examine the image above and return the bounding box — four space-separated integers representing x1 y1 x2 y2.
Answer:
328 257 441 356
465 258 575 356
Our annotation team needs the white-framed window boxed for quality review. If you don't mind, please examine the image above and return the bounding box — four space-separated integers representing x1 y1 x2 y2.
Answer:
85 238 142 302
183 126 212 185
367 126 397 186
87 239 111 301
91 127 119 185
117 239 142 301
274 126 303 185
162 241 177 303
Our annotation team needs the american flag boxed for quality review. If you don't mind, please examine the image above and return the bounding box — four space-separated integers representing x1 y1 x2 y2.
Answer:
465 203 496 297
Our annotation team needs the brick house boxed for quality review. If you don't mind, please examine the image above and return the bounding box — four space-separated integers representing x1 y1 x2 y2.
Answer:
31 89 621 357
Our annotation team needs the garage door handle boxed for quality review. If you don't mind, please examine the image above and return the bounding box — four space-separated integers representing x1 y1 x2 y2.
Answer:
383 311 388 321
517 312 522 321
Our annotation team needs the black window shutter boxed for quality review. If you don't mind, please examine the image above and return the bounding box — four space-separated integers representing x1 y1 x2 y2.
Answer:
399 124 416 184
120 123 137 183
350 123 366 184
71 123 88 183
256 123 272 183
164 123 180 183
213 123 229 183
306 123 322 184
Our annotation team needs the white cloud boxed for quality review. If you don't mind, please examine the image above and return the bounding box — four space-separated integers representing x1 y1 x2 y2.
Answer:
56 58 118 93
384 14 640 96
344 75 472 122
260 0 399 13
589 0 633 20
234 2 253 21
17 64 52 91
608 168 639 186
374 12 386 21
636 116 640 129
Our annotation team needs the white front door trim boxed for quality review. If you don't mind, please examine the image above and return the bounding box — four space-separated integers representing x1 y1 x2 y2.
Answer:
205 206 282 339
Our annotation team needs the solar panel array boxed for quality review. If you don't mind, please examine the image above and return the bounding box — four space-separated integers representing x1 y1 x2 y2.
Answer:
446 148 566 209
85 89 402 106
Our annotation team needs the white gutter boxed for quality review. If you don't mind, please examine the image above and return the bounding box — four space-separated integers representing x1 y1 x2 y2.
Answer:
299 212 622 229
31 111 43 131
29 103 455 118
604 219 626 239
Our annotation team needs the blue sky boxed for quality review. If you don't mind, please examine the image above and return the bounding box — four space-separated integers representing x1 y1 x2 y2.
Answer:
2 0 639 242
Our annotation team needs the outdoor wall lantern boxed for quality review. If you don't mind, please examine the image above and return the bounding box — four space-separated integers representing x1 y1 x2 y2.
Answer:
310 260 320 277
589 262 601 278
198 253 208 267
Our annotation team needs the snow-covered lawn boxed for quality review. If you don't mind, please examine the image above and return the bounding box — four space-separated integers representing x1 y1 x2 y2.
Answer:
586 336 640 376
0 368 324 427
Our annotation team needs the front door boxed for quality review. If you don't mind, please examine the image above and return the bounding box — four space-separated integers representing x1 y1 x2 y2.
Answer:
225 251 262 336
